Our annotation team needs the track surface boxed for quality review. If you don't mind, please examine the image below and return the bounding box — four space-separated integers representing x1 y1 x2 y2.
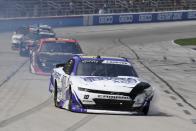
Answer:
0 21 196 131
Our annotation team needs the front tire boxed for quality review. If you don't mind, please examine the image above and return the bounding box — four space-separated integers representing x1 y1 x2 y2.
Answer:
19 49 25 56
142 101 150 115
68 88 73 111
54 82 60 107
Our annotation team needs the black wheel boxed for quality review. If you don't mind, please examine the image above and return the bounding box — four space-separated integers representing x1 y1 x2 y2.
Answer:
29 56 32 73
54 82 60 107
19 50 24 56
11 45 15 50
19 49 27 57
142 101 150 115
29 64 32 73
68 88 73 111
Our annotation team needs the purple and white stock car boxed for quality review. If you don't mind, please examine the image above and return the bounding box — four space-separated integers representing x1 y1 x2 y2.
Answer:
49 55 154 115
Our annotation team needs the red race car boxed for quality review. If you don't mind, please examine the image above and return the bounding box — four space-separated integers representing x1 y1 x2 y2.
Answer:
30 38 83 75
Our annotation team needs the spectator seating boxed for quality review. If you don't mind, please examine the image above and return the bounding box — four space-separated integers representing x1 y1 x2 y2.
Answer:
0 0 196 18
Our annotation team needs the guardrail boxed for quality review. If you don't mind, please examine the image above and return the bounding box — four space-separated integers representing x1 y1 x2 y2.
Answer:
1 10 196 32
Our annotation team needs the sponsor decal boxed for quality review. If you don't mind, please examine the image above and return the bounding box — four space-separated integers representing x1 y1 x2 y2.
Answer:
99 16 113 24
98 95 130 100
82 60 130 65
102 60 131 65
82 100 93 103
83 77 137 84
157 12 173 21
157 12 182 21
172 12 183 20
139 14 152 22
187 11 196 19
82 60 100 63
84 95 89 99
119 15 133 23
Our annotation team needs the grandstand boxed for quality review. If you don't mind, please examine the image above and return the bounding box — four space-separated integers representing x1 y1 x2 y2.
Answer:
0 0 196 18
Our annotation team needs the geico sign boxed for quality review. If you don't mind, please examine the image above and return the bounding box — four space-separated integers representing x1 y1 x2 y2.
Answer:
99 16 113 24
139 14 152 22
187 11 196 19
119 15 133 23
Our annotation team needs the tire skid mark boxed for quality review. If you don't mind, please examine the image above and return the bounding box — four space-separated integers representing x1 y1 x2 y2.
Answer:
0 97 52 128
177 103 184 107
164 90 171 94
0 78 27 105
150 62 192 67
0 60 28 88
170 96 177 100
183 110 191 115
64 115 96 131
95 39 120 55
118 38 196 111
0 60 29 107
0 83 23 114
4 82 28 118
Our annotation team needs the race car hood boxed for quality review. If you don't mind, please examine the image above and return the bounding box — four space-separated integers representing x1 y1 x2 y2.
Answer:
70 76 141 93
38 52 74 63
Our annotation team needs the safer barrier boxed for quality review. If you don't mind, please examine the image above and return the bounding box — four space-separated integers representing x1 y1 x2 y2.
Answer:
87 10 196 26
1 10 196 32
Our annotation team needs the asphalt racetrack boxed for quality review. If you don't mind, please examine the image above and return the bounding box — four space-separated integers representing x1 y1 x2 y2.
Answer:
0 21 196 131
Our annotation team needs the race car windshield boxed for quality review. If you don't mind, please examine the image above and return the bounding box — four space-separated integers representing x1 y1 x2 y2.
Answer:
40 42 82 53
39 29 53 33
16 27 28 34
76 62 137 77
27 33 40 40
39 34 55 39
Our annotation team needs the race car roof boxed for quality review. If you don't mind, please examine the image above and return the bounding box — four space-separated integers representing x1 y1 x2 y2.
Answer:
75 55 128 62
40 38 78 44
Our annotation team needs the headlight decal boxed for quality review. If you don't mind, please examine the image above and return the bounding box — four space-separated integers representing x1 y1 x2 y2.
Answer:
72 91 83 107
78 87 90 92
129 82 151 100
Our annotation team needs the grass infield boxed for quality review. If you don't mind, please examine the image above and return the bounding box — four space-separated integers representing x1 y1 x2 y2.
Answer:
174 38 196 46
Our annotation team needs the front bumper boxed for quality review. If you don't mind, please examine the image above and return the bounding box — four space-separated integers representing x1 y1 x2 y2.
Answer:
84 109 138 115
68 90 153 114
11 43 20 50
30 64 50 76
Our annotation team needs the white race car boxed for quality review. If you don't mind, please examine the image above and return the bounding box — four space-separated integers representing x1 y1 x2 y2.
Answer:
49 55 154 115
11 26 28 50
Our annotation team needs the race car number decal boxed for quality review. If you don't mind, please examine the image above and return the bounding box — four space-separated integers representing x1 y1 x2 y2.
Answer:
82 60 100 63
53 71 61 80
102 60 131 65
98 95 130 100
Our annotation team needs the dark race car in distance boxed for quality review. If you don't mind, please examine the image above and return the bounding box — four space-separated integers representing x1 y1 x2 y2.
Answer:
19 31 55 56
30 38 83 75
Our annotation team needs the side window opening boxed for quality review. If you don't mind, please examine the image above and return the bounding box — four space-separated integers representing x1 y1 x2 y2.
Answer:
63 59 75 75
